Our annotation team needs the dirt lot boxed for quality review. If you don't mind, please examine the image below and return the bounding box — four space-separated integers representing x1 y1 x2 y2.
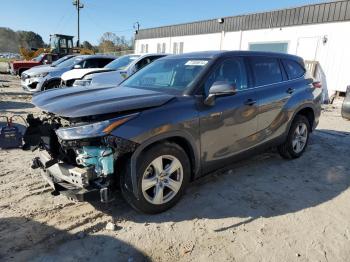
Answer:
1 73 350 262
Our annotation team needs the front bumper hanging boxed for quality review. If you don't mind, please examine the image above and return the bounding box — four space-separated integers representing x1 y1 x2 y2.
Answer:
32 150 114 202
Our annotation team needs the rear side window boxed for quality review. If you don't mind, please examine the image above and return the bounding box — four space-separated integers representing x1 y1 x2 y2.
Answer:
282 59 305 80
250 57 283 86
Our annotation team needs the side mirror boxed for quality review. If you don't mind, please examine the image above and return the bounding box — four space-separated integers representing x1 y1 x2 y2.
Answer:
204 81 237 106
74 64 82 69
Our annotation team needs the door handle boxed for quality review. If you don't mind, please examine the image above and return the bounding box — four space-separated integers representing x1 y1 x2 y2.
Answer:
286 88 295 94
244 99 257 106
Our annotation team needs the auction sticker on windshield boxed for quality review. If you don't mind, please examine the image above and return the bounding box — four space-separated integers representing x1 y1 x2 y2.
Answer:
185 60 208 66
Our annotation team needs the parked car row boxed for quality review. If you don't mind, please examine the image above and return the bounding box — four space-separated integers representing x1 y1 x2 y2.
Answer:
26 50 322 214
20 53 168 93
61 53 167 88
21 55 115 92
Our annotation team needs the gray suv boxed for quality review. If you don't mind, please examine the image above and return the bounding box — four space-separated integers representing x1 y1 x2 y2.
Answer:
28 51 322 214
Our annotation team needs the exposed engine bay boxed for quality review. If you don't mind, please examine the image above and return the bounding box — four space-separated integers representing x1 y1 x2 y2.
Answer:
25 113 138 202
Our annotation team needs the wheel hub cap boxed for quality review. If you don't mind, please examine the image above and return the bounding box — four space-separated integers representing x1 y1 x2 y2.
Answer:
141 155 183 205
292 123 308 153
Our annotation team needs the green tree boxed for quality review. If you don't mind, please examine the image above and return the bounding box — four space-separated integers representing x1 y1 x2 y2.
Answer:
17 31 45 49
0 27 19 53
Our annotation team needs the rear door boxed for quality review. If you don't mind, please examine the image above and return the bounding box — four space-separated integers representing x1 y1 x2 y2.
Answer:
199 57 259 172
249 56 294 143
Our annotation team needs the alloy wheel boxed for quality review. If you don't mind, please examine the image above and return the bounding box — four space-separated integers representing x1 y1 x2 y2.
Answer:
141 155 183 205
292 122 308 153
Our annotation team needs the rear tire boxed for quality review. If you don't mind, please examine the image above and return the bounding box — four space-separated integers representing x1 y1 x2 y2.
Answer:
120 143 190 214
278 115 310 159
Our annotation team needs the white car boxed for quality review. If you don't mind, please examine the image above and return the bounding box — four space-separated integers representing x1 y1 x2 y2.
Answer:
21 55 115 93
61 54 168 88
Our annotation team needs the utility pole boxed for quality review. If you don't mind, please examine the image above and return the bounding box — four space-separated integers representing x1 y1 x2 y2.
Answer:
73 0 84 47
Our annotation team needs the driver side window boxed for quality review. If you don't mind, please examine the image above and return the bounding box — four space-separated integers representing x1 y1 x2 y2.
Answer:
204 57 247 95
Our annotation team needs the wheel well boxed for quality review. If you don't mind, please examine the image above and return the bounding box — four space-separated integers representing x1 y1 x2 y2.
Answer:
42 78 61 90
141 137 196 181
18 68 26 76
296 107 315 130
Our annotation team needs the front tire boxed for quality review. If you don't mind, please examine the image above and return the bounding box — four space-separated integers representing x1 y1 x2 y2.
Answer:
278 115 310 159
42 80 61 91
120 143 190 214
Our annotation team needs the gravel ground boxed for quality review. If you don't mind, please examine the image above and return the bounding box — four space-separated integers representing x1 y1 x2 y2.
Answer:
1 74 350 262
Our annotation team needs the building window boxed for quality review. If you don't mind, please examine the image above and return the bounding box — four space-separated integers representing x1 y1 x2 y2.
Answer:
173 42 184 54
140 44 149 53
173 43 178 54
157 43 161 53
249 42 288 53
162 43 166 53
179 42 184 54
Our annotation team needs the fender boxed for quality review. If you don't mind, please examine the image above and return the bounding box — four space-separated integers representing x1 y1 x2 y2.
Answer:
285 102 318 137
128 130 200 199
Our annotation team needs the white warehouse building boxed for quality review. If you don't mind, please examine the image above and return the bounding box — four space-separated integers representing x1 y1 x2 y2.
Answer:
134 0 350 98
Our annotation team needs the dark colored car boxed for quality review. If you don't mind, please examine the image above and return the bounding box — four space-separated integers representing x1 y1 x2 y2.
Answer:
341 86 350 120
28 51 322 214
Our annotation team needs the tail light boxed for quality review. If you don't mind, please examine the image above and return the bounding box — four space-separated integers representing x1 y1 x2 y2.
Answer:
312 81 322 88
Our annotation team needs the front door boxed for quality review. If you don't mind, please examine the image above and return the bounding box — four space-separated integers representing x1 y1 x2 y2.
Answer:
198 57 259 173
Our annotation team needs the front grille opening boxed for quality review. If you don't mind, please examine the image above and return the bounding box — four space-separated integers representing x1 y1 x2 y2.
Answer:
28 82 38 89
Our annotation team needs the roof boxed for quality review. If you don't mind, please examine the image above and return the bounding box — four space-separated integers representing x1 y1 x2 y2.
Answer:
165 50 303 61
135 0 350 40
75 54 117 59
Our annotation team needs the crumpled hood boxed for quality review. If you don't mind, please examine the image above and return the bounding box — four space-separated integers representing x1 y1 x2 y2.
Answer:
61 68 113 81
32 86 175 118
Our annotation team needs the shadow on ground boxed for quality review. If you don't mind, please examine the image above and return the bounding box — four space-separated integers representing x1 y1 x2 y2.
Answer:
0 101 34 111
91 129 350 229
0 217 149 262
0 91 32 96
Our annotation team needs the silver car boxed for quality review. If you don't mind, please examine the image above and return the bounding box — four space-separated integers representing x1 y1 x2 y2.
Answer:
21 55 115 93
72 54 168 87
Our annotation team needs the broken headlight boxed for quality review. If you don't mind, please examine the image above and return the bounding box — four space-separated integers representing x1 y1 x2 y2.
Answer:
32 72 49 78
56 114 138 140
73 79 92 87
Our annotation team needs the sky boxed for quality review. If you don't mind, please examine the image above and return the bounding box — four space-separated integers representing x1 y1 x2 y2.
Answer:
1 0 327 45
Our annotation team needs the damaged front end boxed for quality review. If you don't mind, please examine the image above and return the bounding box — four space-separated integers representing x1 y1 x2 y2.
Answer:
26 113 138 203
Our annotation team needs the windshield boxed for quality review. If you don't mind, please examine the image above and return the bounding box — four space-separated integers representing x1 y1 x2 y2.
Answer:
105 55 139 70
56 56 83 69
51 55 73 67
32 54 45 62
121 58 210 92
